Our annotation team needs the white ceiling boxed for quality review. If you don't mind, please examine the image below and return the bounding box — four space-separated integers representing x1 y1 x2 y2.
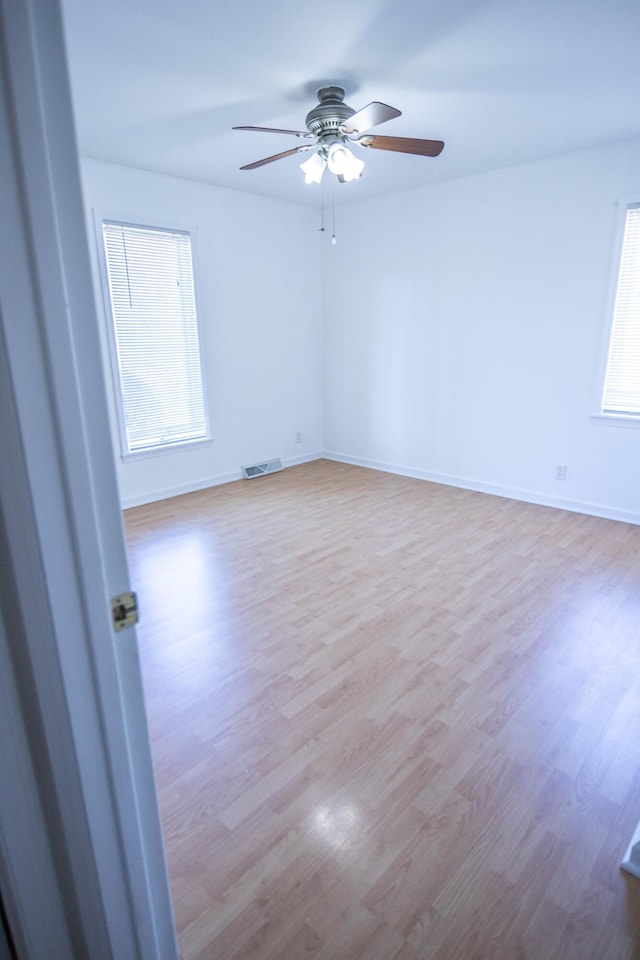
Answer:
60 0 640 207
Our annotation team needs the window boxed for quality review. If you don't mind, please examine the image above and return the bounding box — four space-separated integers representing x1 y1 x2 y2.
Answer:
102 222 208 454
601 203 640 419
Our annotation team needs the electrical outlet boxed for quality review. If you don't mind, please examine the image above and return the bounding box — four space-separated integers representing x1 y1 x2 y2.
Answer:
555 464 567 481
294 431 302 444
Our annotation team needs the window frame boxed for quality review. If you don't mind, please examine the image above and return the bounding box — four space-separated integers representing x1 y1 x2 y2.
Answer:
592 193 640 430
95 214 212 458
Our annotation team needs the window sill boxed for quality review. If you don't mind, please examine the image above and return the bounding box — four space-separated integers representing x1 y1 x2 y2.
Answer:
120 437 213 461
590 414 640 430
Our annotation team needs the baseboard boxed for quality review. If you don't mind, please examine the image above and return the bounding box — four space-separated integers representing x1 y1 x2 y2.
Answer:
285 452 322 469
121 470 240 509
322 451 640 527
121 450 639 525
120 452 322 509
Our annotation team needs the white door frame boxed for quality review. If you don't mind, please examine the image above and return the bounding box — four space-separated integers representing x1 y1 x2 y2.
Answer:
0 0 178 956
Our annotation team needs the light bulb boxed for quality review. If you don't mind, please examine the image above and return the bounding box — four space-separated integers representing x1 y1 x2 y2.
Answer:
327 143 350 175
300 152 326 184
326 143 364 181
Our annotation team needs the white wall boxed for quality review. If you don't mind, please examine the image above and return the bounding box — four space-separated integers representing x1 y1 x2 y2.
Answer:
81 160 323 506
82 142 640 523
324 139 640 523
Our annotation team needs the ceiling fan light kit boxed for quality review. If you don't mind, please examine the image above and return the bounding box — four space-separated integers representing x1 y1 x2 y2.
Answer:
300 151 326 184
326 143 365 180
233 85 444 186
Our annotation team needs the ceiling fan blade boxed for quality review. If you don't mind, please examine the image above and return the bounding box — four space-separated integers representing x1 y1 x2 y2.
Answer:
233 125 312 138
341 101 401 135
359 135 445 157
239 145 313 170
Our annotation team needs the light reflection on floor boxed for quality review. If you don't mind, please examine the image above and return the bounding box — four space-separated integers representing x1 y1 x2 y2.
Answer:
311 801 361 849
129 528 230 679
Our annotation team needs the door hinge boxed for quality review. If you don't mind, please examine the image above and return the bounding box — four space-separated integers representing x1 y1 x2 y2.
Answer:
111 591 139 631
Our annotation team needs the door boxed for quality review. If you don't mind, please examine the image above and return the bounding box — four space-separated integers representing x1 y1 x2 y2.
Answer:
0 0 178 956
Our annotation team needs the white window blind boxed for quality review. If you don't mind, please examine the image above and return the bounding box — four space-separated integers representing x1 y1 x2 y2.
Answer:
102 222 208 453
602 204 640 418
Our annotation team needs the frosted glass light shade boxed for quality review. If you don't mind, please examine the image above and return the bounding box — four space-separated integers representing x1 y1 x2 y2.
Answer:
300 152 326 184
326 143 365 181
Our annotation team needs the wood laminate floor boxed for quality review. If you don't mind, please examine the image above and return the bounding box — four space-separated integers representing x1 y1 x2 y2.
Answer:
124 460 640 960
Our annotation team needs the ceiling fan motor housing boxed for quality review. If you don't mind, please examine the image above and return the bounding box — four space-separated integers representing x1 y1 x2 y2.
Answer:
305 86 355 146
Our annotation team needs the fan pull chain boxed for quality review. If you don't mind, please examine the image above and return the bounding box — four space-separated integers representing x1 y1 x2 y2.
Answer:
331 185 337 245
317 180 336 245
318 178 326 233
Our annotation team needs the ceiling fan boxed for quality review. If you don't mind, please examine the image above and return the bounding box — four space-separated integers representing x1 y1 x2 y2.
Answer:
233 85 444 184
